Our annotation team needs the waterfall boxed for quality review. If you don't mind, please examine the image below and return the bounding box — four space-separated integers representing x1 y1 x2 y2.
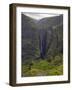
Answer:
39 30 47 59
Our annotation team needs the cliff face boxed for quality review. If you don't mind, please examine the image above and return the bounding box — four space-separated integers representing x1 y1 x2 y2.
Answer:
21 14 63 63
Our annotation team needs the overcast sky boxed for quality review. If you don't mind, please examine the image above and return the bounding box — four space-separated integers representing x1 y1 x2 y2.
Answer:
22 13 60 20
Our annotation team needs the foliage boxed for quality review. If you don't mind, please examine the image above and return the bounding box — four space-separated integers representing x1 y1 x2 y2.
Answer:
22 54 63 77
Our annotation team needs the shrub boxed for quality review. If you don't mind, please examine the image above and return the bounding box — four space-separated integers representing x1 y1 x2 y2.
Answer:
51 54 63 65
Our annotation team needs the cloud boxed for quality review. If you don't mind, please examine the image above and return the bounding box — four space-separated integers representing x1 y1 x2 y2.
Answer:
22 13 60 20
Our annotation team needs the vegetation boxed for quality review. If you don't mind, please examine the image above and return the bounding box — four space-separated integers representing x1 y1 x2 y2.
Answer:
22 54 63 77
21 14 63 77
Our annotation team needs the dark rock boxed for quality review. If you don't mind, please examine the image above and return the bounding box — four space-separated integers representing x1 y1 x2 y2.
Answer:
21 14 63 63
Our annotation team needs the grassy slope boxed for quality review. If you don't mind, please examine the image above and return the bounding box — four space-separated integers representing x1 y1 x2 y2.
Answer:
22 54 63 77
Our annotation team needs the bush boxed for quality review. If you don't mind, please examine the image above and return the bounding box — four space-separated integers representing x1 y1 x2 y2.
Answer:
51 54 63 65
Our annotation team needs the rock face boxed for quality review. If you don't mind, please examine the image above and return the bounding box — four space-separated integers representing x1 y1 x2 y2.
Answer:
21 14 63 63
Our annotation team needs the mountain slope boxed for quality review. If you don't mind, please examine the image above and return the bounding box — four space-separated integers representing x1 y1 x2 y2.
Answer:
21 14 63 63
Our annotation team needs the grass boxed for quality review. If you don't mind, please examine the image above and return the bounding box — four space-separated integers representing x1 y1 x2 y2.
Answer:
22 54 63 77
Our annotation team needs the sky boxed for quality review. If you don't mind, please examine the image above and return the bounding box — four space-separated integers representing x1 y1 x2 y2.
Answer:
22 13 60 20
